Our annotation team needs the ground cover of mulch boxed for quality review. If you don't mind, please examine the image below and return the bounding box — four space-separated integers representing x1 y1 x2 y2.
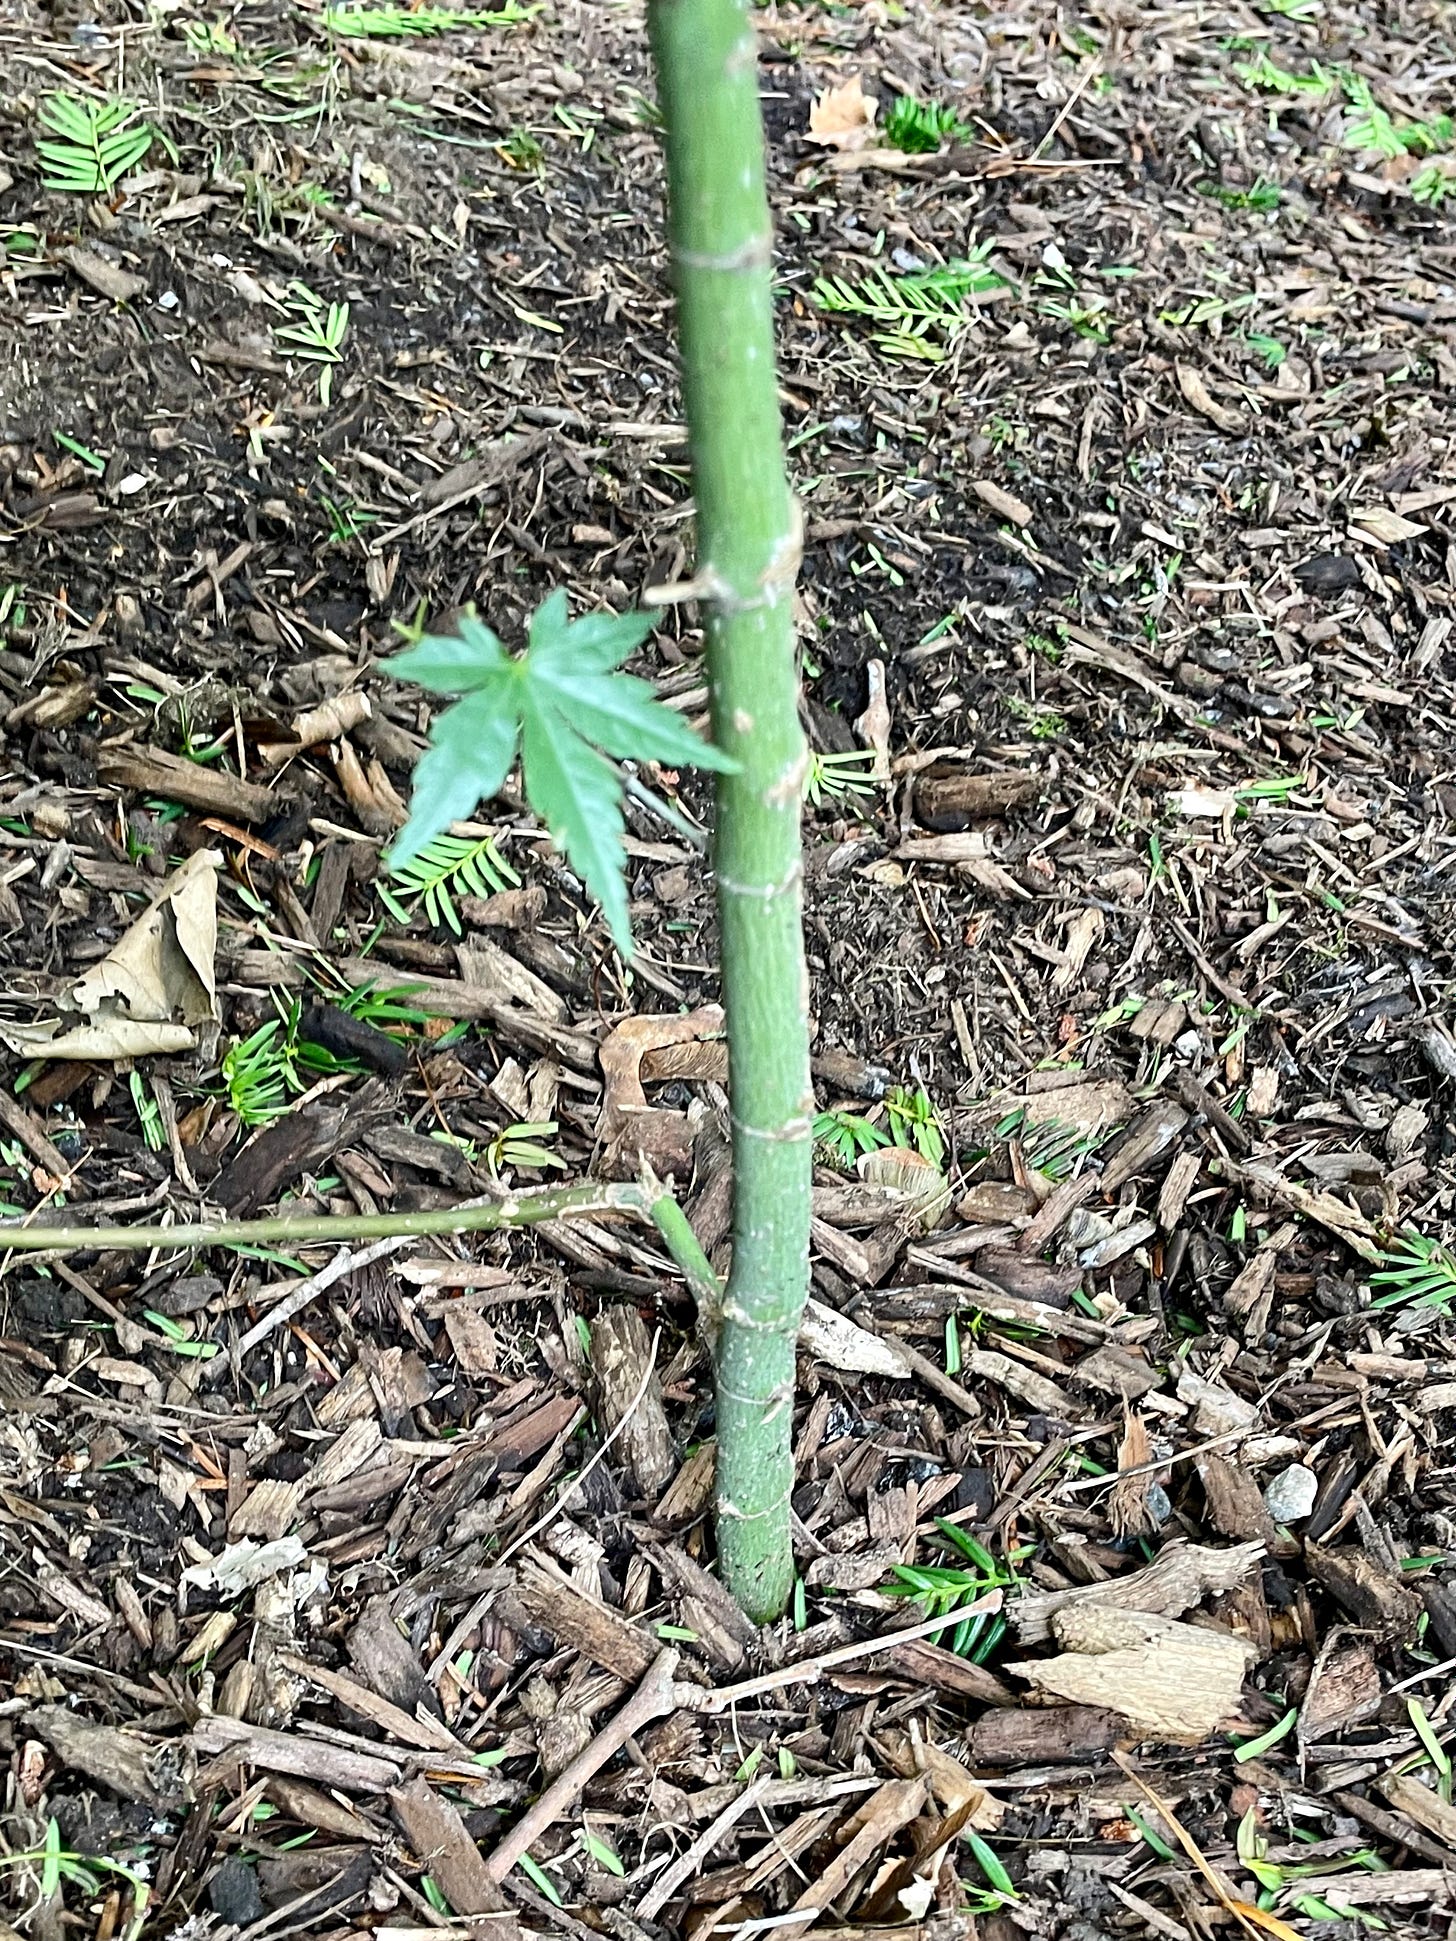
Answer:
2 0 1456 1935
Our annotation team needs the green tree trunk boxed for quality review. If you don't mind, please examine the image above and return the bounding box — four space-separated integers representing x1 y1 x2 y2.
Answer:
647 0 813 1622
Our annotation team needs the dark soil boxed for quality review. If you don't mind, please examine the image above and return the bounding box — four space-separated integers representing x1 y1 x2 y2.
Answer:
3 0 1456 1936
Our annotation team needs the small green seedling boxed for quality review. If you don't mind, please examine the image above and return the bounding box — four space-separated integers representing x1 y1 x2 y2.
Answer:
1340 71 1452 158
129 1072 165 1152
1200 177 1281 212
485 1121 565 1178
181 19 239 53
53 431 106 473
812 1106 889 1169
379 831 518 936
1371 1230 1456 1313
142 1309 218 1359
498 127 547 171
574 1828 624 1877
811 245 1006 362
516 1854 562 1905
222 1015 299 1125
882 1518 1021 1660
1234 54 1333 97
1236 1807 1387 1926
1409 1697 1453 1800
883 93 971 154
995 1106 1111 1180
36 93 155 194
384 591 735 953
0 1817 150 1941
322 1 538 32
886 1083 945 1168
804 747 880 808
332 980 432 1032
274 283 350 404
1412 162 1456 207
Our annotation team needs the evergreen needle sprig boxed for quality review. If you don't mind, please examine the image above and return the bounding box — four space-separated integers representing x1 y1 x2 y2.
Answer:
35 93 155 194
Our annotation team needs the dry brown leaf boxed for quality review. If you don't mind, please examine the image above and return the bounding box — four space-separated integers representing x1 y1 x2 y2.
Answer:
857 1144 951 1230
1 849 219 1060
913 1740 1004 1829
599 1003 724 1177
853 655 891 779
261 689 373 763
1176 362 1244 433
600 1004 724 1119
805 74 878 151
1109 1408 1157 1539
1350 505 1427 546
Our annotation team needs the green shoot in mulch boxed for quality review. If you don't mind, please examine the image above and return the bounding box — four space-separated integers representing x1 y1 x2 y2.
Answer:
811 244 1006 362
1370 1230 1456 1313
1412 161 1456 206
883 93 970 154
963 1834 1020 1908
804 747 880 808
1199 176 1281 211
223 989 427 1124
379 831 518 936
995 1105 1110 1181
321 3 539 36
273 283 349 403
35 93 156 194
0 1818 149 1941
1234 54 1333 97
484 1121 565 1178
882 1519 1023 1660
1341 71 1452 160
143 1309 218 1359
1237 1809 1388 1926
332 979 432 1031
812 1107 889 1169
886 1083 945 1168
384 590 734 952
129 1072 165 1152
223 1014 301 1126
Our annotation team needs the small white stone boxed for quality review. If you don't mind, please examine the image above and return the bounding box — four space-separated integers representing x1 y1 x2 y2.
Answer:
1264 1462 1318 1524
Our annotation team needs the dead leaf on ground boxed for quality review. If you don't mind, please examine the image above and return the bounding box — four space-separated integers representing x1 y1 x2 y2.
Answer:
1350 505 1427 546
1176 362 1244 433
857 1144 951 1230
853 655 891 779
805 74 878 151
0 849 219 1060
598 1003 723 1177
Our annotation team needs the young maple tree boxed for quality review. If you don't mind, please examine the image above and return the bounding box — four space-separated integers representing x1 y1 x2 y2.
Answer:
388 0 811 1624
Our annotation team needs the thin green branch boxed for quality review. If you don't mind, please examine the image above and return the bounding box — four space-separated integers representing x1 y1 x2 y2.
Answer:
0 1181 720 1309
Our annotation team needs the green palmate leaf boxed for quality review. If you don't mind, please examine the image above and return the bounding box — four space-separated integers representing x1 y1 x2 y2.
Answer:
391 684 520 871
386 592 735 952
391 613 511 691
522 702 631 948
